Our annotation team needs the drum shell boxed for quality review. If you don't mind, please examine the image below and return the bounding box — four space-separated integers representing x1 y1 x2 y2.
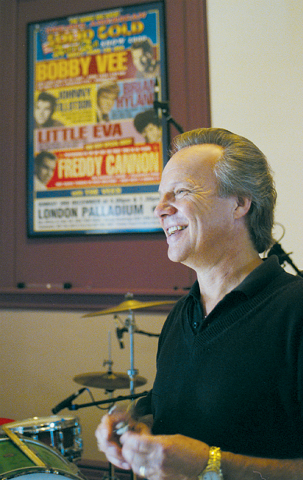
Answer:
5 416 82 462
0 435 86 480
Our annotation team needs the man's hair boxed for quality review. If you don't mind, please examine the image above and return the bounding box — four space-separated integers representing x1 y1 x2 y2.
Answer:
134 109 161 133
35 151 57 169
172 128 277 253
97 81 120 101
36 92 57 115
131 39 153 55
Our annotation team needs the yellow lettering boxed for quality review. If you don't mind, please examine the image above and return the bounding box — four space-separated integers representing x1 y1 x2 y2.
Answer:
131 21 144 35
105 154 115 175
95 54 108 73
58 159 70 178
97 21 144 39
48 61 58 80
104 151 159 176
58 157 104 178
36 63 47 82
96 52 128 73
94 156 103 176
69 59 80 77
81 29 94 41
58 152 159 179
79 56 91 76
35 57 93 82
58 60 69 79
108 52 128 72
97 26 107 39
107 25 120 38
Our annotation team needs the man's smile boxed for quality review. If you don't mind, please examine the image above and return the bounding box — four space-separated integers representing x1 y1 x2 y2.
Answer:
166 225 187 236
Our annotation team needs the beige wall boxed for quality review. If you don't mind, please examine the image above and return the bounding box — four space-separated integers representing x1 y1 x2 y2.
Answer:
1 0 303 463
0 309 164 461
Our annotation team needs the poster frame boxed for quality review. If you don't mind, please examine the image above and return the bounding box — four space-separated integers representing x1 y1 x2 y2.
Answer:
27 1 168 237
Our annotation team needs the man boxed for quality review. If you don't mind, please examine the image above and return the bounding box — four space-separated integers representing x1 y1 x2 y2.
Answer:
134 109 162 143
96 81 120 123
34 151 57 190
96 128 303 479
34 92 63 128
131 39 160 78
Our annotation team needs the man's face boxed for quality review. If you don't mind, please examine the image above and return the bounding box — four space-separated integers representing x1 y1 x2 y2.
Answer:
154 144 240 268
34 100 52 126
142 123 162 143
36 157 57 185
98 92 116 115
131 48 148 73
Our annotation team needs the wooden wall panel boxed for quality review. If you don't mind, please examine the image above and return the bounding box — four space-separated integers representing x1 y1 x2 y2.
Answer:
0 0 209 310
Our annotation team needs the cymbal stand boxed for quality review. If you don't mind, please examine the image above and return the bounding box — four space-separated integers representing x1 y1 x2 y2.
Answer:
124 309 138 396
113 310 138 480
103 331 115 390
103 332 117 480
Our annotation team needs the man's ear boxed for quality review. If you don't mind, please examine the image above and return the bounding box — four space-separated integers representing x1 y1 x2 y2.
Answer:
234 196 252 219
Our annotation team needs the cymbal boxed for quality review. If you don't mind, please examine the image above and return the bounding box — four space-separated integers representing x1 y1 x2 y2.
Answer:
83 298 176 317
73 372 147 390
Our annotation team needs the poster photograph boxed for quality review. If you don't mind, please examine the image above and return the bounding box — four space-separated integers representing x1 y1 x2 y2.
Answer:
27 2 167 236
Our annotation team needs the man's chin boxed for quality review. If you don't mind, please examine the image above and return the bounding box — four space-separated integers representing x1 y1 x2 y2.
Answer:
167 247 187 264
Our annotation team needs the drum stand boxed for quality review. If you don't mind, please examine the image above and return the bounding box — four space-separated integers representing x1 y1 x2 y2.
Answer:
102 358 115 480
106 307 139 480
76 294 173 480
102 312 139 480
123 309 139 396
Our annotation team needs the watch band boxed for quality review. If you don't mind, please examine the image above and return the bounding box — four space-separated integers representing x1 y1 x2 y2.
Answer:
198 446 223 479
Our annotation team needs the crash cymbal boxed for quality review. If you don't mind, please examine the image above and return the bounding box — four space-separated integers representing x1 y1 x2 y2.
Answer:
73 372 147 390
82 298 176 317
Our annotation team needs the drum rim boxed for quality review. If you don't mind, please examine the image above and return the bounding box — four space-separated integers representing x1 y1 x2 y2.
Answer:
0 466 84 480
6 416 79 431
0 437 84 480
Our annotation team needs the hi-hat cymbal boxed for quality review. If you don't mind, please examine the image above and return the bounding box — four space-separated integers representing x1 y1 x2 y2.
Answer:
82 298 176 317
73 372 147 390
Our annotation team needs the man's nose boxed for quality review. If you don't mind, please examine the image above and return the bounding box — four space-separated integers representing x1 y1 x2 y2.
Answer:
154 196 176 218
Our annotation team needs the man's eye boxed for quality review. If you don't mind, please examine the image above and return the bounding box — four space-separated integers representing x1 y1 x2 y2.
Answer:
176 189 187 196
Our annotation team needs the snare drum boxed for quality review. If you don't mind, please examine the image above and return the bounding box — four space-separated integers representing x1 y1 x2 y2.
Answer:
6 416 82 462
0 434 86 480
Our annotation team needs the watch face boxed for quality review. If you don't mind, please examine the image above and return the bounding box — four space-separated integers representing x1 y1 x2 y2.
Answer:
202 473 221 480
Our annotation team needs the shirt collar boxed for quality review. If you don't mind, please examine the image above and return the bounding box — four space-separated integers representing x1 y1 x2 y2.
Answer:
188 255 283 301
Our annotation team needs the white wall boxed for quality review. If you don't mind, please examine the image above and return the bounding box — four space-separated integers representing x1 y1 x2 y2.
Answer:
207 0 303 270
1 0 303 464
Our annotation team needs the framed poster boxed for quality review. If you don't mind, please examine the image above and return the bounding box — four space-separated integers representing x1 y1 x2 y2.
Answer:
27 1 168 236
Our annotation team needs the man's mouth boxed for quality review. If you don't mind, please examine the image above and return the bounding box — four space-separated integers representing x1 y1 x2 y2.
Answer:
167 225 187 236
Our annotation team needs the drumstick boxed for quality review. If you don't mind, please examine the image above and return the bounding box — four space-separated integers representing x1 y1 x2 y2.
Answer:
2 425 46 467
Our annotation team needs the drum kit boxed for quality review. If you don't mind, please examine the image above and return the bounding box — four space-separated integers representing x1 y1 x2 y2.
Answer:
0 294 175 480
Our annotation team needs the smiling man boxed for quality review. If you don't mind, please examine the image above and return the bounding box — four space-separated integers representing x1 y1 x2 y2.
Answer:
96 128 303 480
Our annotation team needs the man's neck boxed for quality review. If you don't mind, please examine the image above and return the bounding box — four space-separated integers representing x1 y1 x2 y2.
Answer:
196 249 262 316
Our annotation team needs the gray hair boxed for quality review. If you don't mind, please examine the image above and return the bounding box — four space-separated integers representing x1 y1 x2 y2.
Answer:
172 128 277 253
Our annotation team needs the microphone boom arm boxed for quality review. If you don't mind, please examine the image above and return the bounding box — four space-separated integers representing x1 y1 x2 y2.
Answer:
268 242 303 277
153 100 184 134
69 391 149 411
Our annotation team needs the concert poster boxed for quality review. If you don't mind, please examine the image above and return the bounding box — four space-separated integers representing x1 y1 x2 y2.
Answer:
27 2 167 236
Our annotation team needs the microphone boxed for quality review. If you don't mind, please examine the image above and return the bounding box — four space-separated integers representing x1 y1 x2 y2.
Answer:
153 77 160 119
52 388 86 414
116 327 125 349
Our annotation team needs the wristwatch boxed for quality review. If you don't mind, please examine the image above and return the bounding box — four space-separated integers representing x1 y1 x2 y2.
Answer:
198 446 223 480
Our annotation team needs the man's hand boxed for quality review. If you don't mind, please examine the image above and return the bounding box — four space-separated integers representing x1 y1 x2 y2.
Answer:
120 431 208 480
95 406 134 470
